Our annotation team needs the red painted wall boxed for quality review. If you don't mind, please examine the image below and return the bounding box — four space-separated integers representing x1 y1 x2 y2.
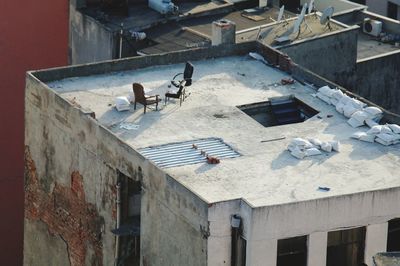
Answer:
0 0 68 264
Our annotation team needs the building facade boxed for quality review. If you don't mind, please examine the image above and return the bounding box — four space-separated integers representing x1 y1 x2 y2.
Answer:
24 42 400 265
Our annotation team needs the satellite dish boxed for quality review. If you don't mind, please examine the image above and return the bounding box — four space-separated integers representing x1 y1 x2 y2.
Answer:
308 0 314 14
277 5 285 22
320 6 334 25
293 3 307 34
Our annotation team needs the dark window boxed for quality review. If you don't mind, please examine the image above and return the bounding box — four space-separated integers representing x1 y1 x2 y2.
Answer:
116 171 141 266
279 0 301 13
277 236 308 266
387 218 400 251
237 96 318 128
234 236 247 266
327 227 366 266
388 2 398 20
351 0 366 5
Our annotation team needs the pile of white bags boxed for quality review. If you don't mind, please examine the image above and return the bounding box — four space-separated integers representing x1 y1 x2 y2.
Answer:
115 96 131 111
315 86 383 128
352 124 400 146
288 137 340 159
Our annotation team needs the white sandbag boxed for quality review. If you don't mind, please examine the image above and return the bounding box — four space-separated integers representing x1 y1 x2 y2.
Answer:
316 92 332 105
365 119 378 128
388 124 400 134
335 102 345 114
332 89 345 100
343 105 359 118
290 138 314 148
351 131 366 139
291 147 306 159
115 96 131 111
381 125 393 134
287 144 299 152
321 142 333 152
347 117 364 128
305 148 322 156
359 134 375 143
367 125 383 135
375 138 391 146
308 138 322 148
330 97 339 106
351 110 369 123
348 98 367 109
364 106 383 117
318 85 335 97
376 133 398 143
329 141 340 152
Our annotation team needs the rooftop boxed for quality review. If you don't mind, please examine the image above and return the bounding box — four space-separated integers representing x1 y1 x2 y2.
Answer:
239 14 345 45
82 1 233 32
357 31 400 60
139 7 296 54
47 55 400 207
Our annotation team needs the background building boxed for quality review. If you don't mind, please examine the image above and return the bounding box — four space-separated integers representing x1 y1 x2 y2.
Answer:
0 0 69 264
351 0 400 20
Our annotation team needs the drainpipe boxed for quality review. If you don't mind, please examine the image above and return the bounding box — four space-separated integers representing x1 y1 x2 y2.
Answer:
231 214 241 266
115 182 121 266
119 23 123 59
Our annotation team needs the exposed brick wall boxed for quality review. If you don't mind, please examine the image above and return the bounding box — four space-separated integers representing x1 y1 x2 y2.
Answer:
257 43 294 73
25 146 105 266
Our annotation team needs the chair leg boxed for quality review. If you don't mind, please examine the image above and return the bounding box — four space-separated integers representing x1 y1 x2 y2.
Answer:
134 101 137 110
144 105 146 114
156 101 158 111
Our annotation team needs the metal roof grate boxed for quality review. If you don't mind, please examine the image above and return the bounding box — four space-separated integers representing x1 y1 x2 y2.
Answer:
139 138 241 168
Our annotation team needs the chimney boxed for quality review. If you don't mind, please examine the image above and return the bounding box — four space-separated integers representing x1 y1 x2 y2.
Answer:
211 19 236 46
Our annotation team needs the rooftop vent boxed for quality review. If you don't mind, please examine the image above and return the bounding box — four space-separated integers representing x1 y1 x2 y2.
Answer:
139 138 241 168
238 95 318 127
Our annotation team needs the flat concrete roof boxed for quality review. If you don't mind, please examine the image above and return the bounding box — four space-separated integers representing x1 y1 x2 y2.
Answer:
357 31 400 60
239 14 345 44
82 1 233 32
47 56 400 207
139 7 296 54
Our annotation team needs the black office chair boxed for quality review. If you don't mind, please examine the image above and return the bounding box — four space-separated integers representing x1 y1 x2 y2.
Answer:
165 62 194 106
171 61 194 88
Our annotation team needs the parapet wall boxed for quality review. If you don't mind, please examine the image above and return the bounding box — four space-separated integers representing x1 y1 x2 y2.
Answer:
355 50 400 116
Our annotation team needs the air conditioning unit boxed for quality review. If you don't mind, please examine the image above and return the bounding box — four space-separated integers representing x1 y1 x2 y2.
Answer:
363 18 383 37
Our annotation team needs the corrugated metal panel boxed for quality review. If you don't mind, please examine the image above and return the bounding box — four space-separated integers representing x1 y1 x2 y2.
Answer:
139 138 240 168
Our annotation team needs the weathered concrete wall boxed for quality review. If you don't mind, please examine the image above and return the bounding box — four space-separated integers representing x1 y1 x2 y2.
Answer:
245 188 400 266
35 42 257 82
354 50 400 115
24 71 209 265
70 5 115 64
278 27 359 90
141 163 209 266
366 0 400 19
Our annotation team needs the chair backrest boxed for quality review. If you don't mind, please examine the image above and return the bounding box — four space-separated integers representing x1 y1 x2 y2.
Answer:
183 62 194 86
132 83 146 104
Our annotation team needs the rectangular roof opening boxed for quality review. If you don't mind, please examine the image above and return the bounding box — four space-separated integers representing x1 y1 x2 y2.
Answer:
237 95 318 127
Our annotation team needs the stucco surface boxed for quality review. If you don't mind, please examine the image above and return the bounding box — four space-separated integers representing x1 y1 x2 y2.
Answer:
48 56 400 207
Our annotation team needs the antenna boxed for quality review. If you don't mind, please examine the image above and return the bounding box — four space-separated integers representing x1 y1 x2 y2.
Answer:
293 3 307 35
308 0 314 14
320 6 334 30
277 5 285 23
